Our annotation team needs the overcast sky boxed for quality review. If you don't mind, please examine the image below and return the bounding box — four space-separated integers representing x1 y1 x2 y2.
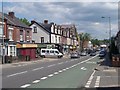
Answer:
0 1 119 40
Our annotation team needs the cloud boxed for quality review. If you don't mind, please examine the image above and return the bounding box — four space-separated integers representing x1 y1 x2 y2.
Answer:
3 2 118 39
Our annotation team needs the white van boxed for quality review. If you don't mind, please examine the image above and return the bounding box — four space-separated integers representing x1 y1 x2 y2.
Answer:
40 49 63 58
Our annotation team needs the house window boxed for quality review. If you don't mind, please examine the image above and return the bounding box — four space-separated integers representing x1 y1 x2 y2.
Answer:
9 46 16 56
33 26 37 33
55 36 57 43
20 30 23 41
9 30 13 41
59 37 61 43
26 31 30 42
41 37 44 43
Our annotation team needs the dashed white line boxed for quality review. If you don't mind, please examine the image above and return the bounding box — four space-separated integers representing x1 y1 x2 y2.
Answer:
32 67 44 71
48 74 54 77
66 68 69 70
7 71 28 77
41 77 47 80
62 69 66 71
47 64 56 67
20 84 31 88
58 62 63 65
58 70 63 73
54 72 59 75
32 80 40 84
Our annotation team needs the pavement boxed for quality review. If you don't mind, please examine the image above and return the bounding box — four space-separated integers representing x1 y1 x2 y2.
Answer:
0 54 70 68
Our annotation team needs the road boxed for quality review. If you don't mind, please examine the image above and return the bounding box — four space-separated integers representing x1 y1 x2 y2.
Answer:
2 54 119 88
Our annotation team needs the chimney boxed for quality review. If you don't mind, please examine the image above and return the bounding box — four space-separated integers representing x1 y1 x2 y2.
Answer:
8 12 15 18
31 20 35 24
44 20 48 24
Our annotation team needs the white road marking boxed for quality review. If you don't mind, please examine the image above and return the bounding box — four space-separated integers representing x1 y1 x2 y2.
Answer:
54 72 59 75
48 74 54 77
58 62 63 65
7 71 28 77
94 76 100 87
58 70 63 73
41 77 47 80
62 69 66 71
32 67 44 71
47 64 56 67
85 70 96 88
81 67 87 70
32 80 40 84
66 68 69 70
20 84 31 88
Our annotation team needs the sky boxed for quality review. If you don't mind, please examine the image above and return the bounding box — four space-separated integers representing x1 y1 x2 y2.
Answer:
0 0 119 40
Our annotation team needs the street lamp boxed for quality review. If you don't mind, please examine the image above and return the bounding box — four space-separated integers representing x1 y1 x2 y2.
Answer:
2 0 5 64
101 16 111 46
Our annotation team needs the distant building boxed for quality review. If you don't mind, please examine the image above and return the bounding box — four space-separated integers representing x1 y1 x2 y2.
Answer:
115 30 120 54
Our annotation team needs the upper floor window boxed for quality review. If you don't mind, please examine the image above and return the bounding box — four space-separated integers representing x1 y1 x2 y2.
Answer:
55 36 57 43
20 30 23 41
8 28 13 41
41 37 44 43
33 26 37 33
27 31 29 36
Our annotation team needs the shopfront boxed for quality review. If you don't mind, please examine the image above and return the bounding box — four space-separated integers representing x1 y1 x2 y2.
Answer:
17 43 37 60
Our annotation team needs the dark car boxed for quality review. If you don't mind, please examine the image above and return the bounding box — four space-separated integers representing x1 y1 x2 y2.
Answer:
90 51 96 56
99 50 106 58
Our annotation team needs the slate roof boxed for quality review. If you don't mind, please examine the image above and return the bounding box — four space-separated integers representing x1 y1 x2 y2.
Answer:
0 12 30 29
30 21 52 33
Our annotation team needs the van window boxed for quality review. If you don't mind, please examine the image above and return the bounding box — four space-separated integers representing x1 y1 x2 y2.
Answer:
42 50 45 53
46 50 49 53
50 50 54 53
55 51 59 54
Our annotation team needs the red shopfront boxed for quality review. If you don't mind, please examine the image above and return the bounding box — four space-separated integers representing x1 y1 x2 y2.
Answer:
17 43 37 60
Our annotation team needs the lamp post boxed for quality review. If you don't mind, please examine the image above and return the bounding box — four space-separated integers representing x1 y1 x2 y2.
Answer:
101 16 111 46
2 0 5 64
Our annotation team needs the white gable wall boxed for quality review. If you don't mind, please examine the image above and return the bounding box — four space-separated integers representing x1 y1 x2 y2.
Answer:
30 23 50 43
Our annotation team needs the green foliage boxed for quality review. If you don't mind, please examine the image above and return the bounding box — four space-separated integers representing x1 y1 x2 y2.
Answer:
91 39 100 46
20 18 30 26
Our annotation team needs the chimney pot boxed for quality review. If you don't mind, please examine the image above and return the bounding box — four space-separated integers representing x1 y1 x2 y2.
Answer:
8 12 15 18
44 20 48 24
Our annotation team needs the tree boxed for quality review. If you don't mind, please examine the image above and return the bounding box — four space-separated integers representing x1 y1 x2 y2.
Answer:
20 18 30 26
79 33 91 51
91 39 100 46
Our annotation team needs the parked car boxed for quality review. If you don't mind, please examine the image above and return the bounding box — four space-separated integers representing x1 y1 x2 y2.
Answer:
99 50 106 58
70 52 80 58
80 51 87 56
90 51 96 56
40 49 63 58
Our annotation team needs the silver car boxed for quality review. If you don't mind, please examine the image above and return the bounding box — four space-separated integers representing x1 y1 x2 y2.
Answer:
70 52 80 58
